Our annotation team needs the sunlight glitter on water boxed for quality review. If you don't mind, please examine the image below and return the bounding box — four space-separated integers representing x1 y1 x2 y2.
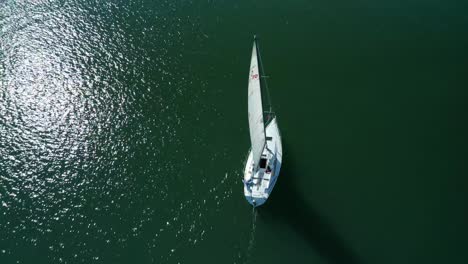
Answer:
0 0 227 262
0 1 137 261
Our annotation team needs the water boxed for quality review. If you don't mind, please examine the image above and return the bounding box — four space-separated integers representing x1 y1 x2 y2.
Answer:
246 208 257 264
1 0 467 263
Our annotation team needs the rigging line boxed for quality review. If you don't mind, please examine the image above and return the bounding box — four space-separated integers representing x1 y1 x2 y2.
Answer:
255 36 273 114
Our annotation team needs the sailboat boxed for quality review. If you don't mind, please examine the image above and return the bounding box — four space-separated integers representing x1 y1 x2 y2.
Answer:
243 36 283 207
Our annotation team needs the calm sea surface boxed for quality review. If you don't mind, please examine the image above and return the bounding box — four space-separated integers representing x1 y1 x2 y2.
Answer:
1 0 467 263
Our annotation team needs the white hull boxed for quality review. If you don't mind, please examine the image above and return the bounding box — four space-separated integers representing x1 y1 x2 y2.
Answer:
243 117 282 207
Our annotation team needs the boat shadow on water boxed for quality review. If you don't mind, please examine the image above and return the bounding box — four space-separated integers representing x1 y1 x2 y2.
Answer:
260 145 361 264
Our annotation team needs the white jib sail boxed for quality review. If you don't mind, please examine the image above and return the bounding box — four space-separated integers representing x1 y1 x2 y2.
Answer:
248 41 266 169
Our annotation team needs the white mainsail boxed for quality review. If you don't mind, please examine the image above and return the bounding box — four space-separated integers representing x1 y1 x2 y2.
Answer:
248 41 266 169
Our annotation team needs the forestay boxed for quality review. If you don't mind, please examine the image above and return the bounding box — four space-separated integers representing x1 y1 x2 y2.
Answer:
248 41 266 169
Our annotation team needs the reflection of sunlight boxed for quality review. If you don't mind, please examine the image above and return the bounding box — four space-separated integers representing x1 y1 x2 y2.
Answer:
0 0 197 261
0 4 108 205
4 20 90 162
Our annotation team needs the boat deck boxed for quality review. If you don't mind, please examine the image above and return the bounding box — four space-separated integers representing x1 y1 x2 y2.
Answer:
243 117 282 207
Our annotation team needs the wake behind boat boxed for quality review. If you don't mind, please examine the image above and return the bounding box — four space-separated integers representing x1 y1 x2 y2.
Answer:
243 36 283 207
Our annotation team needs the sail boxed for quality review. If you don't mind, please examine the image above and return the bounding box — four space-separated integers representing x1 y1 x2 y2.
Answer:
248 41 266 169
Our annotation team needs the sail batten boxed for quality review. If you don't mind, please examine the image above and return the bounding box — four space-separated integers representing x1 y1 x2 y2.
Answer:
248 41 266 169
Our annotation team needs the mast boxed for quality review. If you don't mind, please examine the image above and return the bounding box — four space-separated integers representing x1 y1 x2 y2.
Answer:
254 35 274 123
254 35 268 138
248 35 266 169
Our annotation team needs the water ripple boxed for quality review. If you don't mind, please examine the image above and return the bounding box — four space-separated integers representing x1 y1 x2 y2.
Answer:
0 0 223 263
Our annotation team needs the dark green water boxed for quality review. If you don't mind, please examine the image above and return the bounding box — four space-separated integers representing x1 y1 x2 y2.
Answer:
1 0 467 263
